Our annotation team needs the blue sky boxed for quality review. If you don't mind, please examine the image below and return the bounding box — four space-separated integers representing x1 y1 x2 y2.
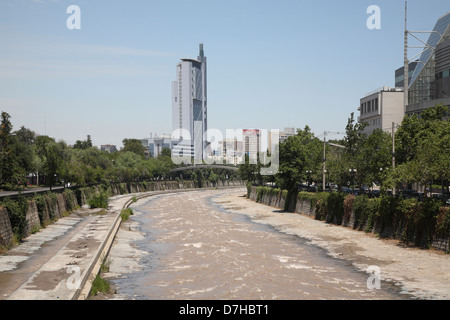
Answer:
0 0 449 148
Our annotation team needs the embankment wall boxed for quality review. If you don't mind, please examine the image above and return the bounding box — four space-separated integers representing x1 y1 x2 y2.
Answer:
248 186 450 253
0 180 244 248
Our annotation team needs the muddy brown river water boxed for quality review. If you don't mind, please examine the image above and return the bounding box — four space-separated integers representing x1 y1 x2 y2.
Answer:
102 188 447 300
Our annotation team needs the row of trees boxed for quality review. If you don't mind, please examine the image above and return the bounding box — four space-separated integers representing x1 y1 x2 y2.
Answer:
0 111 242 191
1 104 447 193
240 104 449 200
0 111 176 191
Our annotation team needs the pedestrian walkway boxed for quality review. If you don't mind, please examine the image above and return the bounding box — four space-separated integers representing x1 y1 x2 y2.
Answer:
0 187 234 300
0 193 134 300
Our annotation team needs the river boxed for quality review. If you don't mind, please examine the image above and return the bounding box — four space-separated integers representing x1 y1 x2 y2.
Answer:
101 188 422 300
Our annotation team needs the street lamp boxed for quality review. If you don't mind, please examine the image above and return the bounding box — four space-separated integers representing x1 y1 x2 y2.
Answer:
379 167 384 191
306 170 312 188
349 169 357 194
324 170 330 191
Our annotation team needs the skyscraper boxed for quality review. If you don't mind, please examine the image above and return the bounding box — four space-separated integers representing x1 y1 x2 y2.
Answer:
171 44 207 163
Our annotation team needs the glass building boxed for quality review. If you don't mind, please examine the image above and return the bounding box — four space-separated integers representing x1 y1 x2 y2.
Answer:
435 38 450 99
408 12 450 105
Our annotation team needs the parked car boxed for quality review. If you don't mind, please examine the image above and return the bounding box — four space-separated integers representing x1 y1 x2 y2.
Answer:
341 187 352 194
370 190 381 198
361 185 370 194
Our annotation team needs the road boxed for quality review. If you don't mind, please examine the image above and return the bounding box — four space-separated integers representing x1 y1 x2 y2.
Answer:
0 186 65 199
100 188 450 300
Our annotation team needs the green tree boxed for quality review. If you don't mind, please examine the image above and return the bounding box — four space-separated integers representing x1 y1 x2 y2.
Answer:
275 126 322 208
0 112 19 189
160 147 171 157
357 128 392 188
74 135 93 150
238 153 260 185
12 126 37 186
393 104 449 194
122 139 147 158
15 126 36 145
344 112 368 157
36 136 64 190
326 140 348 190
10 135 34 184
342 112 368 189
116 151 145 182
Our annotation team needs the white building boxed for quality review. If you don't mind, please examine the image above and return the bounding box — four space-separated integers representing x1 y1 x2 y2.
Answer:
210 138 245 166
171 44 207 163
243 129 261 163
145 133 173 158
100 144 117 153
359 87 405 135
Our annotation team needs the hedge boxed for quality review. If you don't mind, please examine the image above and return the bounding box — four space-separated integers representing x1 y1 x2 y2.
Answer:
247 186 450 252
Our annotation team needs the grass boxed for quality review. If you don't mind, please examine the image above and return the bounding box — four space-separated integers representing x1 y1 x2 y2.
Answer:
89 257 114 297
30 224 41 234
92 209 107 216
0 244 9 255
90 275 110 296
120 208 133 222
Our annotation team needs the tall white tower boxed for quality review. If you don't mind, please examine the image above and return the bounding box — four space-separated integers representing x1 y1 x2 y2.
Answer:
172 44 208 163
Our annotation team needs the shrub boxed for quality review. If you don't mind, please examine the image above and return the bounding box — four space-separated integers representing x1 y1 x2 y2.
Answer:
343 194 356 223
45 192 58 220
435 207 450 239
34 194 48 225
63 189 78 212
314 193 329 221
254 186 281 203
120 208 133 222
377 195 401 236
363 198 380 233
353 194 379 231
399 198 421 244
2 195 28 241
326 192 345 224
88 191 109 209
247 182 252 199
412 198 440 248
256 186 265 202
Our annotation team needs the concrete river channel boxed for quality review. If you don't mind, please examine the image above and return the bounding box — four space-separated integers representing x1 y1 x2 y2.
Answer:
102 188 416 300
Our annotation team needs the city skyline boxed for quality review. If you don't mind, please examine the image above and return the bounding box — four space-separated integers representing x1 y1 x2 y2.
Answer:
1 0 449 149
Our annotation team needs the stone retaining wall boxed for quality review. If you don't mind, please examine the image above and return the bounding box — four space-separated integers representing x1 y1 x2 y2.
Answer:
0 207 13 247
25 201 40 236
248 186 450 253
0 180 244 248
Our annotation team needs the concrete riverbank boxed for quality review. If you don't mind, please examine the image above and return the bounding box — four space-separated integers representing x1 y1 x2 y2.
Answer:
0 183 243 300
218 189 450 300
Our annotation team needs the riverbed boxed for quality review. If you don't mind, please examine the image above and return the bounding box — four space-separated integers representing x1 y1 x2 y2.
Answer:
100 188 450 300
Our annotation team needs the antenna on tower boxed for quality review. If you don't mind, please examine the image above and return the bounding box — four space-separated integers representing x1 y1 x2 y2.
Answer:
199 43 204 58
